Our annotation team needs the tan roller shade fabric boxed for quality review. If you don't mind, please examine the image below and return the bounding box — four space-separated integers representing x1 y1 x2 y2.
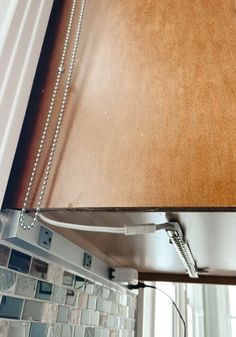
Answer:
6 0 236 209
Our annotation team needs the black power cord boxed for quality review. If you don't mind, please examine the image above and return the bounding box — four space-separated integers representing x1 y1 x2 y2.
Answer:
128 282 186 337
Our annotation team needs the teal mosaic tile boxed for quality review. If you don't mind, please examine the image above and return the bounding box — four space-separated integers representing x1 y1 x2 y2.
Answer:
121 294 127 306
22 300 43 321
36 281 52 301
121 331 128 337
74 275 85 290
0 245 10 267
57 305 70 323
94 328 102 337
0 247 137 337
52 285 67 304
115 294 121 305
81 309 91 325
101 329 110 337
29 323 48 337
0 296 23 319
96 298 103 312
94 285 103 297
125 319 131 330
106 315 114 328
0 267 16 293
127 296 132 307
104 300 112 313
123 307 129 318
8 250 31 274
97 298 112 313
15 275 37 298
85 327 95 337
65 289 77 306
129 308 135 319
130 320 135 330
120 318 125 329
113 316 120 329
94 329 110 337
61 325 73 337
109 290 116 302
90 311 99 326
8 322 30 337
74 326 85 337
30 258 48 280
63 271 74 287
85 283 94 295
111 303 118 315
102 288 110 300
87 295 97 310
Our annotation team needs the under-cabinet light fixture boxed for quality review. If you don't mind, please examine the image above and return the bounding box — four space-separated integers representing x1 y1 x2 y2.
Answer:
38 214 198 278
165 222 198 278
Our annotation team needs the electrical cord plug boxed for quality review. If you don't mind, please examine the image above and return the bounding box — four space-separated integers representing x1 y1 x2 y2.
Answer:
127 282 147 290
128 281 186 337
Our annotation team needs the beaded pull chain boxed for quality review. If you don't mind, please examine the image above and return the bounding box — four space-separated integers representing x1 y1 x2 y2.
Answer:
19 0 87 229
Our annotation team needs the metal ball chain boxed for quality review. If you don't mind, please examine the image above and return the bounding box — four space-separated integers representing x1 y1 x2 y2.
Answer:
19 0 87 229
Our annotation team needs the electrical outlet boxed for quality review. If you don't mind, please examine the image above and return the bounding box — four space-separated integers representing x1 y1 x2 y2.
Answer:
38 226 53 250
83 252 92 269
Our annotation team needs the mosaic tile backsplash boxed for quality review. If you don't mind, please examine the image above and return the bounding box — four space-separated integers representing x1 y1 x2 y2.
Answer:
0 243 137 337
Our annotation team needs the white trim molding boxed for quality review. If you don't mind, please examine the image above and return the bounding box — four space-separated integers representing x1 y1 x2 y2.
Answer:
0 0 54 208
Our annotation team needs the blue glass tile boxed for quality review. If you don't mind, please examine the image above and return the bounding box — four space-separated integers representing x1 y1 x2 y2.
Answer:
109 290 116 301
8 249 31 274
74 326 85 337
56 305 70 323
36 281 53 300
52 285 67 304
85 327 95 337
61 325 73 337
0 296 23 319
65 289 77 305
15 275 37 298
30 258 48 279
74 275 85 290
30 323 48 337
63 271 75 286
94 284 103 297
0 245 10 266
0 267 17 293
85 283 94 295
22 300 43 321
9 322 30 337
